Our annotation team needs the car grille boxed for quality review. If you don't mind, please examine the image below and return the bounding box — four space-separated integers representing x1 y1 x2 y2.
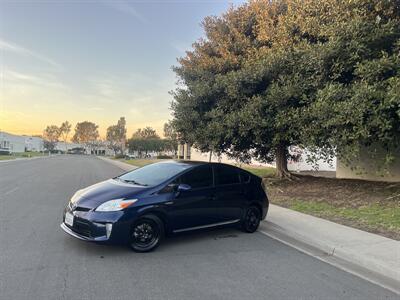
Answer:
72 219 92 238
69 202 91 211
75 206 91 212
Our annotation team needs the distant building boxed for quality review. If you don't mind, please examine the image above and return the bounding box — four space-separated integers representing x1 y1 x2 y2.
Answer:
0 131 26 153
0 131 89 155
25 136 44 152
86 141 115 156
56 141 84 152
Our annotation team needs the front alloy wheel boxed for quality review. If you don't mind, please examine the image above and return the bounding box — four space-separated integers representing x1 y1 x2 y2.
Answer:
130 215 164 252
242 206 261 233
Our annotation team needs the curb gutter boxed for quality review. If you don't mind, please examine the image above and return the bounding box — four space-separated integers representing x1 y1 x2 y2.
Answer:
260 205 400 295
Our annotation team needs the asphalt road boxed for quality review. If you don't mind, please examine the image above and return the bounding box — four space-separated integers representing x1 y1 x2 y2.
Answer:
0 155 397 300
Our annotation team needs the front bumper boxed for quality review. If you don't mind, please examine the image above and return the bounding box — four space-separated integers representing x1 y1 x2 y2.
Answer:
61 206 130 243
60 223 109 242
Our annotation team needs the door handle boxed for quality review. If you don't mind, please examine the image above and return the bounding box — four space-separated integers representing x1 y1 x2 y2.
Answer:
165 201 174 205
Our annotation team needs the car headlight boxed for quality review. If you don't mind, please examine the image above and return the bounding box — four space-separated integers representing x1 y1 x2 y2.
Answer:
95 199 138 212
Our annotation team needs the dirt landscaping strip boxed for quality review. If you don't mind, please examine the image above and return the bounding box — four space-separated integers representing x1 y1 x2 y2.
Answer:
264 176 400 240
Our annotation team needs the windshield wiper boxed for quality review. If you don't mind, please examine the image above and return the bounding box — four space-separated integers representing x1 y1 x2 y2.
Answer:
121 179 148 186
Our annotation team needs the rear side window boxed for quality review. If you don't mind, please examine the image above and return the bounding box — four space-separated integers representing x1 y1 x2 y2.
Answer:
181 165 213 189
215 165 240 185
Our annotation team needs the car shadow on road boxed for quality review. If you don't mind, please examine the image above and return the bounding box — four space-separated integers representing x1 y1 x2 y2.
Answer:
63 226 248 257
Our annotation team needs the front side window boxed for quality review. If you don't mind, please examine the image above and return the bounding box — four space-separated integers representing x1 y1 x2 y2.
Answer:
215 165 240 185
180 165 213 189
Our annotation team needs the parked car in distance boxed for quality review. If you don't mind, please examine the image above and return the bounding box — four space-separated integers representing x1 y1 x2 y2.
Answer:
125 153 136 159
67 147 86 155
61 160 269 252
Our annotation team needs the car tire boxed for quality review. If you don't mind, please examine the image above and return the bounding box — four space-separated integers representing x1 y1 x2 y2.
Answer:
241 206 261 233
129 214 164 252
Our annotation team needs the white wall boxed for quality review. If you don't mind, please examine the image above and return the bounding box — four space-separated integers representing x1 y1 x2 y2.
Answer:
0 131 26 153
190 148 274 167
337 145 400 182
25 136 44 152
288 146 336 172
190 146 336 171
56 142 84 152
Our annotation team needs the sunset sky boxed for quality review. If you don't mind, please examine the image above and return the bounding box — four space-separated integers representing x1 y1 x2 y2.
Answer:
0 0 242 139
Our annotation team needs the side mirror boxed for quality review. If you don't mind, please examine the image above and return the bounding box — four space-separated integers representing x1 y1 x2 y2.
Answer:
165 183 191 196
177 184 191 192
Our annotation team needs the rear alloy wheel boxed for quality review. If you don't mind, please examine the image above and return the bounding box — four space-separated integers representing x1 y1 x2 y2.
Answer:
241 206 261 233
130 215 164 252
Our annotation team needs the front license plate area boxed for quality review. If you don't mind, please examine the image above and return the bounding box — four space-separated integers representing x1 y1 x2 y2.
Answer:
65 212 74 227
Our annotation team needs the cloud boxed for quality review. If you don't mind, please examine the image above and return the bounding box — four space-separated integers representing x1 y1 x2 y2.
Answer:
88 107 105 111
3 69 67 89
85 73 171 119
0 38 61 69
103 1 148 24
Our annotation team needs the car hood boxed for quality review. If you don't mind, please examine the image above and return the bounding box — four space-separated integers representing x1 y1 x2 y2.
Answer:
72 179 148 209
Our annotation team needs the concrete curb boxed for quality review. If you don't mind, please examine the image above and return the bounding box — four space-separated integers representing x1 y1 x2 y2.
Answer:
260 205 400 294
0 154 58 163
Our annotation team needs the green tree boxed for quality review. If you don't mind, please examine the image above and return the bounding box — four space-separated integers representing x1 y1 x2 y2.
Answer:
301 5 400 170
163 120 178 156
59 121 72 152
132 127 159 139
172 0 400 178
72 121 99 150
127 138 166 157
127 127 168 157
106 117 127 155
43 125 60 151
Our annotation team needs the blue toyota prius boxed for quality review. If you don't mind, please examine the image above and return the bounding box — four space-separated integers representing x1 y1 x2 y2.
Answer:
61 160 269 252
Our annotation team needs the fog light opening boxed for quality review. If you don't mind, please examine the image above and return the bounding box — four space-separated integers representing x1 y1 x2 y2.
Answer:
106 223 113 239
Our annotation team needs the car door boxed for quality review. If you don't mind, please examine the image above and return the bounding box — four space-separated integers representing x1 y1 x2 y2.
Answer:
166 165 219 232
214 164 246 222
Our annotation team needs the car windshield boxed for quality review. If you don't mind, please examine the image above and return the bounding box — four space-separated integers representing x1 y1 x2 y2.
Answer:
117 162 191 186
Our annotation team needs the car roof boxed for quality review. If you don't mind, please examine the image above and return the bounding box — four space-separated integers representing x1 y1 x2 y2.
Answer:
155 160 208 166
155 160 246 169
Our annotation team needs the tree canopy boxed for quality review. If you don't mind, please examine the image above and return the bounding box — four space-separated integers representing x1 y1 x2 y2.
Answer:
164 120 178 154
106 117 127 155
59 121 72 151
72 121 99 145
132 127 160 140
127 126 175 157
171 0 400 177
43 125 60 151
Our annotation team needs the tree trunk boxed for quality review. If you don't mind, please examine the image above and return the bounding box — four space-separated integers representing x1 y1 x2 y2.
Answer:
276 144 292 179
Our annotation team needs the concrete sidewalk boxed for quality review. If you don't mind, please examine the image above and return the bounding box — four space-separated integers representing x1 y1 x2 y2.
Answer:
97 156 137 171
260 205 400 293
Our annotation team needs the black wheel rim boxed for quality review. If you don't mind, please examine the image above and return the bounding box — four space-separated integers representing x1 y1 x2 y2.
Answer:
245 208 260 231
131 220 159 250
